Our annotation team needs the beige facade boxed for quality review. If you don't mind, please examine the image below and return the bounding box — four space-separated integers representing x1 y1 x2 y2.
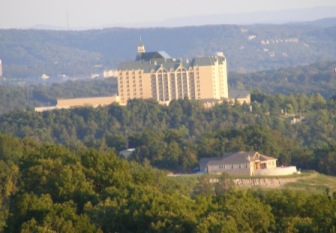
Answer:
56 96 119 108
35 96 120 112
117 42 228 105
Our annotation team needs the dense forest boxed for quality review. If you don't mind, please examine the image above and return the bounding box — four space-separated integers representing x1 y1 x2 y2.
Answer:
1 22 336 78
1 21 336 231
1 93 336 175
1 134 336 232
0 78 117 115
230 60 336 98
1 80 336 233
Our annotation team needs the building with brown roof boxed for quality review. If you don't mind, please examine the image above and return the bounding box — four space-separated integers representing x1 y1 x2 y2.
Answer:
229 89 251 104
200 151 297 176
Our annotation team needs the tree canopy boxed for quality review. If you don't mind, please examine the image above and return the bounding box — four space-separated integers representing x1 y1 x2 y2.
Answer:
0 135 336 232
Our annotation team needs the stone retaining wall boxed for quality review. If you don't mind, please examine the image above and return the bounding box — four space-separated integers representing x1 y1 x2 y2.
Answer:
233 177 296 188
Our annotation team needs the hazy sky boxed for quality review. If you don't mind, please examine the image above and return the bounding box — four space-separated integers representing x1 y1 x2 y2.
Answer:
1 0 336 29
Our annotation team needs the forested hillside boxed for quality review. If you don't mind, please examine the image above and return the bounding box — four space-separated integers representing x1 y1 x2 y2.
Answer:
230 60 336 98
1 95 336 175
0 78 117 115
1 135 336 232
1 23 336 78
1 20 336 233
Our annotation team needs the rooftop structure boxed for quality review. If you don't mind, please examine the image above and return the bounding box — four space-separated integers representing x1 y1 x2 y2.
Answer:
117 41 228 105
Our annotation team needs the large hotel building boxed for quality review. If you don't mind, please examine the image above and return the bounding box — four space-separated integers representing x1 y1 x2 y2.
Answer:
117 41 229 105
35 42 252 112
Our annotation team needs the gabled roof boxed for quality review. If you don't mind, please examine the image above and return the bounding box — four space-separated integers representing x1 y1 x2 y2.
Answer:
118 49 227 73
191 55 226 67
204 151 276 166
229 89 250 99
135 51 171 61
223 151 257 164
258 154 276 161
200 157 222 165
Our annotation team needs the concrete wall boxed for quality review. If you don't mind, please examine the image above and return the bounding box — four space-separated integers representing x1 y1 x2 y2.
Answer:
255 166 297 176
35 106 58 112
35 96 120 112
57 96 119 108
233 177 295 187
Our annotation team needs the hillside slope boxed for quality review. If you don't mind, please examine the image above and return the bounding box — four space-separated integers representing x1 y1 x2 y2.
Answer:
1 23 336 78
229 60 336 98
